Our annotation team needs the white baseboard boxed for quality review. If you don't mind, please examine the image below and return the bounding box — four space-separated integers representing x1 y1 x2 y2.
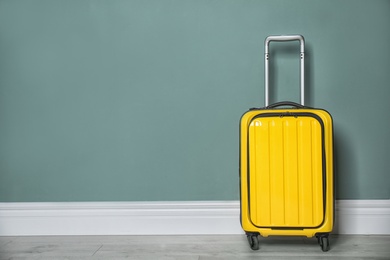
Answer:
334 200 390 235
0 201 242 236
0 200 389 236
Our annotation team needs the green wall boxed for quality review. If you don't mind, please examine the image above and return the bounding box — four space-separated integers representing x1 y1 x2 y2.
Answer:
0 0 389 202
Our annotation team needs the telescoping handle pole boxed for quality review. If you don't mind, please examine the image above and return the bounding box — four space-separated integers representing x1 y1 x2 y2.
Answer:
264 35 305 106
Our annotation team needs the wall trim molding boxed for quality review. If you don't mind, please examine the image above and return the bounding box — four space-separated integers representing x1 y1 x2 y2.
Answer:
0 200 389 236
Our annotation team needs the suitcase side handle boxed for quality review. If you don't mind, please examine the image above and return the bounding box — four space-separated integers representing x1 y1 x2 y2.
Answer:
264 35 305 107
266 101 305 109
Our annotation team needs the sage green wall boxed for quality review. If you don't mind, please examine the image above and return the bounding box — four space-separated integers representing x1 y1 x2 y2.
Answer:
0 0 389 202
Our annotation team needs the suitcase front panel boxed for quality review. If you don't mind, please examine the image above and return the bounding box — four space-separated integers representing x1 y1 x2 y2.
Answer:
247 113 325 228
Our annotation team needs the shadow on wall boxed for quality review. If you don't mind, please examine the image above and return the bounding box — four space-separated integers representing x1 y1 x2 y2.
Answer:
333 123 359 233
333 123 358 199
304 43 314 107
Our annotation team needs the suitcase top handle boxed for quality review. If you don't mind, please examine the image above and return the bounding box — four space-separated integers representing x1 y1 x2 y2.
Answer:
266 101 306 109
264 35 305 107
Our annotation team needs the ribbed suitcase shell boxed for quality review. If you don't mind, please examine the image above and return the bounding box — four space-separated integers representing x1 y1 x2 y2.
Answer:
240 107 334 238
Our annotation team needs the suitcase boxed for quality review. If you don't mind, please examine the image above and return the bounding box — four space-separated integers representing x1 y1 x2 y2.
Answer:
239 35 334 252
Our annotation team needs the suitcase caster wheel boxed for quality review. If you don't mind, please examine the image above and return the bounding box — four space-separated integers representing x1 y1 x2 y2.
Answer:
247 234 259 250
318 236 330 252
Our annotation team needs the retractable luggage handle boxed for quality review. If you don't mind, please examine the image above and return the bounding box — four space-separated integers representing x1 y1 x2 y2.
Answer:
264 35 305 106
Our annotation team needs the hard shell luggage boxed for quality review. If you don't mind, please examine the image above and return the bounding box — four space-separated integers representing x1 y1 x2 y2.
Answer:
239 35 334 252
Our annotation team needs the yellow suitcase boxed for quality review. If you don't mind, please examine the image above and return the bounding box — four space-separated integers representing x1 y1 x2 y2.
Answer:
240 35 334 252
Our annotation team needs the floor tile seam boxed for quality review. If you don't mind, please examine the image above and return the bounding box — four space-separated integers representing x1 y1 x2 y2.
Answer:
91 244 103 256
0 240 13 248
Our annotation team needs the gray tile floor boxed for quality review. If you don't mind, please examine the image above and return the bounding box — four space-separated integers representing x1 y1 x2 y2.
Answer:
0 235 389 260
